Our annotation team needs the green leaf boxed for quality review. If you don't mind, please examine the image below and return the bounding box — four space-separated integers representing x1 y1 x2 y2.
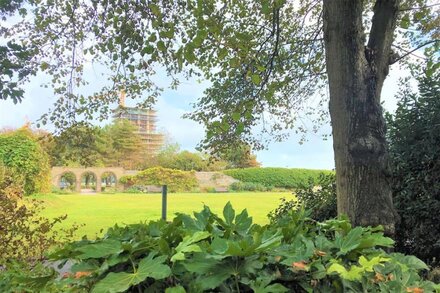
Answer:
182 253 219 273
231 112 241 122
218 47 228 60
165 286 186 293
236 122 245 134
235 209 252 234
251 74 262 85
92 253 171 293
336 227 363 255
223 201 235 225
71 261 99 273
171 231 211 261
157 41 167 52
193 30 208 47
327 263 363 281
184 45 196 63
211 237 228 254
149 4 161 17
400 14 410 29
15 271 56 291
76 239 122 259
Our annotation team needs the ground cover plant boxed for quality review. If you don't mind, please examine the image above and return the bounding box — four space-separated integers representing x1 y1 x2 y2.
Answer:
33 192 291 238
224 168 332 189
7 203 439 292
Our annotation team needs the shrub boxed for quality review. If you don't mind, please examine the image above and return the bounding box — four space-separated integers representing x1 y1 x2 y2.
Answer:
120 167 198 192
0 163 79 264
21 203 439 292
224 167 332 189
229 181 273 192
0 128 50 195
268 172 337 223
387 71 440 266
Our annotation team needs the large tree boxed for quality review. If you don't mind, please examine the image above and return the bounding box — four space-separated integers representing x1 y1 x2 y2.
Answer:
1 0 439 233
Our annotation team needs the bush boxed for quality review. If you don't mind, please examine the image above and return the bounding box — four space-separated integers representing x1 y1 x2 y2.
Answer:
224 167 332 189
268 173 337 223
387 71 440 266
20 203 439 292
120 167 198 192
229 181 273 192
122 186 145 194
0 163 78 264
0 128 50 195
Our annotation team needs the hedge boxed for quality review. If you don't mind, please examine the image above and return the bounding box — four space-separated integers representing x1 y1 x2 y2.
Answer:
223 167 332 189
119 167 198 192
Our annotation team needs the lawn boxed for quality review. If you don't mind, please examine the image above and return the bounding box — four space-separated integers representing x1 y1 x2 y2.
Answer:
33 192 294 238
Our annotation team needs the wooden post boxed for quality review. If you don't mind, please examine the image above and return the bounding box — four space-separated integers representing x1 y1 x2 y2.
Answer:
161 185 167 221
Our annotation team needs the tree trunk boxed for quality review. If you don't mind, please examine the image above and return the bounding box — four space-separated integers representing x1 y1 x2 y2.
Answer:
322 0 399 235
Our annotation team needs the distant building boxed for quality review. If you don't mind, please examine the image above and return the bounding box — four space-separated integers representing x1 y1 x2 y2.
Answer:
113 91 164 155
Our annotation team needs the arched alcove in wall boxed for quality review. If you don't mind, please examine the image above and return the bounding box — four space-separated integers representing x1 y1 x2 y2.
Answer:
80 171 97 193
58 171 76 191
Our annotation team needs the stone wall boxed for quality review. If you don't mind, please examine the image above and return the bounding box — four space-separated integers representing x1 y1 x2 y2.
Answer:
51 167 127 192
195 172 238 189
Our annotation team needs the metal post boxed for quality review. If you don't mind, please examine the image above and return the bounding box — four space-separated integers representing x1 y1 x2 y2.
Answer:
161 185 167 221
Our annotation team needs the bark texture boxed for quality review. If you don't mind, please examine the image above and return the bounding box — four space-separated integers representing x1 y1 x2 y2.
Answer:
322 0 399 235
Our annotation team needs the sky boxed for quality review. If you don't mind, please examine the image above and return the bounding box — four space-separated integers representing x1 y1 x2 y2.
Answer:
0 62 408 170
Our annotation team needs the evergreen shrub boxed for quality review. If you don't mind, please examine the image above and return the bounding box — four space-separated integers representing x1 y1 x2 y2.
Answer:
224 167 332 189
387 72 440 266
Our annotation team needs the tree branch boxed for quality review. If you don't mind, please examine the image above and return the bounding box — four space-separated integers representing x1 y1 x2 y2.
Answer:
398 3 440 12
390 39 440 64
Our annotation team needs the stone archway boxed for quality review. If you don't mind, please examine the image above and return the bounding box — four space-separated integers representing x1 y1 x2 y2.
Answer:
101 171 118 192
80 171 97 192
58 171 76 191
51 167 128 193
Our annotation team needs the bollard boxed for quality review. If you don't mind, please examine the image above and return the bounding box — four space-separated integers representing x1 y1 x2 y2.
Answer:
161 185 167 221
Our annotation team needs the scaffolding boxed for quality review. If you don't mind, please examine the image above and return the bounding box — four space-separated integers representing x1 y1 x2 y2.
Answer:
113 98 164 155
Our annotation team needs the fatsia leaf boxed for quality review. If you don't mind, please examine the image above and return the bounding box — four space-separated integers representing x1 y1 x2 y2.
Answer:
182 253 219 274
92 253 171 293
336 227 363 256
235 208 253 234
223 201 235 225
75 239 122 259
171 231 211 261
165 286 186 293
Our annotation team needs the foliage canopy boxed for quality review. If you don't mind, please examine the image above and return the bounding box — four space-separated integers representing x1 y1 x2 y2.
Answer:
0 128 50 195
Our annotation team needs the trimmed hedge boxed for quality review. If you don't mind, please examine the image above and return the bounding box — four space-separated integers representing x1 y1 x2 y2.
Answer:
120 167 198 192
224 167 332 189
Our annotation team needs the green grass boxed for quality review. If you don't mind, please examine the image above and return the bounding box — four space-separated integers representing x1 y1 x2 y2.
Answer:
32 192 294 238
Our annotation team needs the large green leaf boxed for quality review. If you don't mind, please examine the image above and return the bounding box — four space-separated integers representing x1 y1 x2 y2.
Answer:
171 231 211 261
182 253 219 274
336 227 363 256
223 201 235 225
235 209 253 235
92 253 171 293
165 286 186 293
76 239 122 259
249 277 289 293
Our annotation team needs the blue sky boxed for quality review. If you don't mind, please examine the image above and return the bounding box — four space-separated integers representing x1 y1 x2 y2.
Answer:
0 63 406 169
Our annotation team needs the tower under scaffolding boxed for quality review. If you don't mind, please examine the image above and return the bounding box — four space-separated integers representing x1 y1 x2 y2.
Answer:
113 91 164 155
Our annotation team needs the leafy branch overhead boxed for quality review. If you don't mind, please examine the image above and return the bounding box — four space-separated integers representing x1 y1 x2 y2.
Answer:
1 0 438 151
